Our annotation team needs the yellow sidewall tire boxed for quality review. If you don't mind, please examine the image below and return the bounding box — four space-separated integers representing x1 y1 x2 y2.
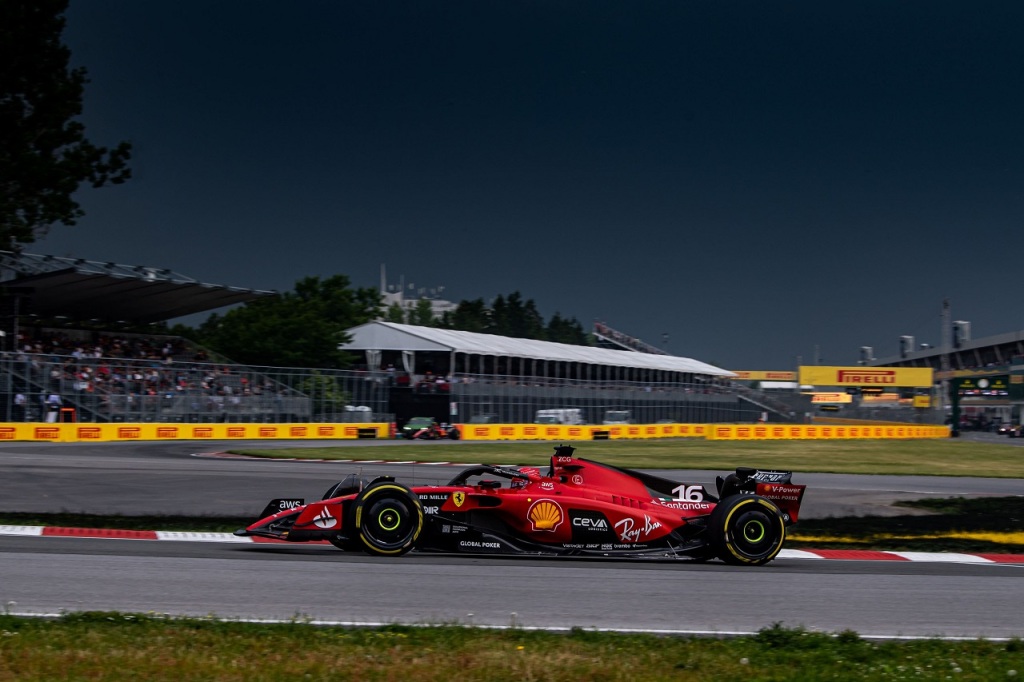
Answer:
711 495 786 566
354 483 424 556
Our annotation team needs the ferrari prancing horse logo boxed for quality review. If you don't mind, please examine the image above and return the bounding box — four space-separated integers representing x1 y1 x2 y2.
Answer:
452 491 466 508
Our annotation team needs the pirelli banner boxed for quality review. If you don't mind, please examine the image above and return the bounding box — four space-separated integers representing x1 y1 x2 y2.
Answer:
799 366 934 388
730 371 797 382
456 423 708 441
809 392 853 404
707 424 950 440
0 423 390 443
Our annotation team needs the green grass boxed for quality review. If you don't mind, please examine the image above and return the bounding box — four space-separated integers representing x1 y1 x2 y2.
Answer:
231 438 1024 478
0 614 1020 681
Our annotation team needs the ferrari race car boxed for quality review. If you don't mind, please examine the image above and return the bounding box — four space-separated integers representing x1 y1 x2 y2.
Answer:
236 445 807 565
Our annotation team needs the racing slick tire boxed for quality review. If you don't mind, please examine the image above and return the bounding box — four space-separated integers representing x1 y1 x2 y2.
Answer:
351 482 424 556
709 494 786 566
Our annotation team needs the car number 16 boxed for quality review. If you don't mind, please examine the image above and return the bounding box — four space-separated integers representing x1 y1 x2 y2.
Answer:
671 484 705 502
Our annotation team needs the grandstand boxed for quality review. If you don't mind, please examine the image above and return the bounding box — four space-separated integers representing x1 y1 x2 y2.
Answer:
868 328 1024 428
593 320 669 354
339 321 774 427
0 251 787 427
0 251 296 423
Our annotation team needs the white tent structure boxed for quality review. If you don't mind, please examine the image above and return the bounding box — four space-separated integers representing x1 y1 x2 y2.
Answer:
340 321 734 381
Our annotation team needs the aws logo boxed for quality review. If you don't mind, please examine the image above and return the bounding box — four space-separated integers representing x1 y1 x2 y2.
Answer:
527 499 563 532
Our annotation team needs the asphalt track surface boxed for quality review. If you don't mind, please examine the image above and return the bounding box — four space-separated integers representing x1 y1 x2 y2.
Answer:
1 438 1023 638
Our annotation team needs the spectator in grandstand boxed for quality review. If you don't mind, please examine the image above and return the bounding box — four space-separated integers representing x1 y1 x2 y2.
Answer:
12 393 26 422
44 392 62 423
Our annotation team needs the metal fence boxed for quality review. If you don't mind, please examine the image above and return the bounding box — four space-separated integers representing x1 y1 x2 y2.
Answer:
0 353 772 425
0 352 392 424
4 348 949 426
419 372 764 425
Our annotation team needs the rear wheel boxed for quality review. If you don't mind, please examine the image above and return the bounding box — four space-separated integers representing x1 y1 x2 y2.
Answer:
352 483 423 556
709 495 786 566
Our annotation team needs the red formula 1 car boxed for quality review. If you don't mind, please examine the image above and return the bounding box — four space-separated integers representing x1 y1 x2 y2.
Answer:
236 445 807 565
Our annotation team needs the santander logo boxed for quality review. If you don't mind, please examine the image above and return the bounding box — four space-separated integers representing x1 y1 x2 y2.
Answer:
313 508 337 529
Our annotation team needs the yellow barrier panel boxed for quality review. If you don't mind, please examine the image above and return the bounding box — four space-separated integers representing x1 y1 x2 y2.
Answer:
706 424 950 440
0 421 947 443
456 423 708 441
458 424 597 441
0 423 389 443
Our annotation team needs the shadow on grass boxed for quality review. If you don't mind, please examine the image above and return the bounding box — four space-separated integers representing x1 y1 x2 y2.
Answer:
788 496 1024 553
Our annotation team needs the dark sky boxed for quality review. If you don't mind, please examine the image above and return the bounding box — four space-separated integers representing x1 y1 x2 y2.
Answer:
40 1 1024 370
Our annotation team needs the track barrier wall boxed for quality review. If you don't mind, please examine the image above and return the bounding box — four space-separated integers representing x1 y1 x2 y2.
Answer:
0 421 950 443
0 422 389 442
705 424 950 440
457 423 708 441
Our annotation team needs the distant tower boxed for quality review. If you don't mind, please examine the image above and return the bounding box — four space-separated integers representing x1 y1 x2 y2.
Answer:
899 335 915 358
953 320 971 348
859 346 874 364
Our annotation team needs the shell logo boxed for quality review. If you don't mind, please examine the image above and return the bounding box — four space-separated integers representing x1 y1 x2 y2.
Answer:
527 499 563 532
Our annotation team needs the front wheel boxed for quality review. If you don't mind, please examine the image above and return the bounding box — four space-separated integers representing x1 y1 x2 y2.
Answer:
709 495 786 566
351 482 423 556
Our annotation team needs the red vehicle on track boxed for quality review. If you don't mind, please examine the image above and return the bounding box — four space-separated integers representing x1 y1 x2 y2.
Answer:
236 445 806 565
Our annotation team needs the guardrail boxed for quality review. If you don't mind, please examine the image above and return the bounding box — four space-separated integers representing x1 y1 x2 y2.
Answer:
0 422 388 442
0 420 950 442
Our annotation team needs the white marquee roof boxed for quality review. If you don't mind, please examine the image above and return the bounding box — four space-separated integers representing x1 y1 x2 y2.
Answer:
341 321 735 377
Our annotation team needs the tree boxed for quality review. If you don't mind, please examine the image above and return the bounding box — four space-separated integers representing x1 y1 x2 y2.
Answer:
191 275 381 368
488 291 545 339
546 312 589 345
438 298 490 333
384 301 405 323
0 0 131 250
407 298 435 326
438 293 593 346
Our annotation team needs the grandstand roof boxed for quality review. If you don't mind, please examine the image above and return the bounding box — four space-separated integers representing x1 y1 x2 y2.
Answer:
340 321 736 377
0 251 278 324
